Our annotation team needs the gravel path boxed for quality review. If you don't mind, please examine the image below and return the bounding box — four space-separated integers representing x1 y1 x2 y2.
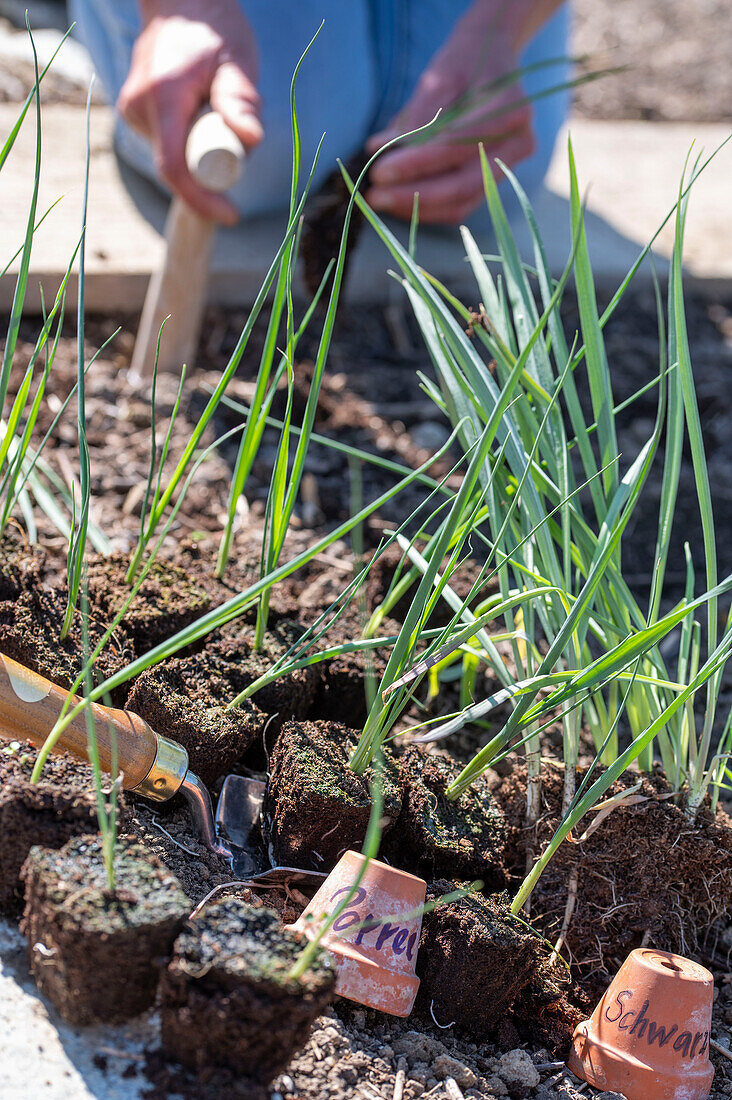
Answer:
573 0 732 121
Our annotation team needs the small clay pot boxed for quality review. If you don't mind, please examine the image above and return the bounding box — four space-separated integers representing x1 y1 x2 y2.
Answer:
290 850 425 1017
567 947 715 1100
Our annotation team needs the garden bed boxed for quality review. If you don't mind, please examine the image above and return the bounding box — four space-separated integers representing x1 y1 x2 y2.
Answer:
2 291 732 1099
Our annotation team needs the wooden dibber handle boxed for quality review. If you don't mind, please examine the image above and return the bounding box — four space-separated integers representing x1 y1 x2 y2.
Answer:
0 653 188 801
130 112 246 378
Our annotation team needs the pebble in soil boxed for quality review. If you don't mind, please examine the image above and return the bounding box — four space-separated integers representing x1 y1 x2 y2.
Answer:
0 739 127 915
263 719 402 870
387 745 507 887
21 833 190 1025
160 898 335 1086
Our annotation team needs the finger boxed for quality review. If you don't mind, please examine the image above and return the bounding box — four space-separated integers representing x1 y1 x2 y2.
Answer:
154 95 239 224
370 141 474 187
209 60 264 150
366 159 484 224
366 130 535 225
367 86 532 169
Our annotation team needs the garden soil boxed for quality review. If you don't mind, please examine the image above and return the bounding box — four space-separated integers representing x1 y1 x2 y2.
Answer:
1 295 732 1096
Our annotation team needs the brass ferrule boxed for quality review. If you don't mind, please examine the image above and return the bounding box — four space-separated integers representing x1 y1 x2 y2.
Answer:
131 733 188 802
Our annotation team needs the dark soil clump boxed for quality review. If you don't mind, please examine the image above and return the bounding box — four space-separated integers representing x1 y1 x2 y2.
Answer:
125 649 269 788
417 884 540 1037
21 834 190 1024
160 899 335 1084
366 544 498 629
509 957 587 1056
264 720 402 871
0 528 46 601
387 746 506 886
310 610 393 728
0 740 127 914
0 585 134 702
495 762 732 991
213 618 319 720
301 153 368 298
87 553 215 653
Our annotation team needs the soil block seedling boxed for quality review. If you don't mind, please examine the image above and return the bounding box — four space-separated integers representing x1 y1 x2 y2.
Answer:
125 647 270 788
125 620 318 787
0 740 126 914
21 834 190 1025
86 553 215 654
160 898 335 1084
387 745 506 886
263 719 402 870
417 885 540 1036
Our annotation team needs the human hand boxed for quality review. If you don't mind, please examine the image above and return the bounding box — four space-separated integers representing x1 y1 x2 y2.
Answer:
365 2 536 225
118 0 262 224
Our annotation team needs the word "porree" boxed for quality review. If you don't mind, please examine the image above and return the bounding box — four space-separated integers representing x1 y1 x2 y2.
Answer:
329 886 418 960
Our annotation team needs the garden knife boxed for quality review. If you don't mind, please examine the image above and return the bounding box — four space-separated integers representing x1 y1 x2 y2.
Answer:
130 111 246 378
0 652 325 887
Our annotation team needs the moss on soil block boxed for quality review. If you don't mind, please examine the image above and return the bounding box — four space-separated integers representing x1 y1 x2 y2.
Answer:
0 585 134 703
495 762 732 993
386 746 507 887
86 553 214 653
263 719 402 871
160 898 335 1084
417 884 539 1037
21 834 190 1025
0 741 127 915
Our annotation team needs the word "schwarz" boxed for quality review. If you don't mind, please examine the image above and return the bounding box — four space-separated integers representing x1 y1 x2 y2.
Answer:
605 990 710 1059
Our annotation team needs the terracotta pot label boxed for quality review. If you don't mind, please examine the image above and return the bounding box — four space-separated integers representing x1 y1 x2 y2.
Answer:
328 885 420 962
604 990 710 1059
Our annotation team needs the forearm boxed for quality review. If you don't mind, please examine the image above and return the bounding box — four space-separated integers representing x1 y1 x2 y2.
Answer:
138 0 235 27
463 0 567 53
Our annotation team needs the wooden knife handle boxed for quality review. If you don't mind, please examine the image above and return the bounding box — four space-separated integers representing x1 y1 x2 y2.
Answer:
130 111 246 379
0 653 187 800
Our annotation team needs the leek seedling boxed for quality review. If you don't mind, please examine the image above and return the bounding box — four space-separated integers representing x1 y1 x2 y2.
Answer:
32 430 458 779
62 80 94 638
80 584 119 891
346 132 732 832
0 26 106 550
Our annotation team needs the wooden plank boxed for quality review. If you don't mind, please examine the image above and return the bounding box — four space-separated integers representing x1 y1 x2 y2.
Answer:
0 103 730 315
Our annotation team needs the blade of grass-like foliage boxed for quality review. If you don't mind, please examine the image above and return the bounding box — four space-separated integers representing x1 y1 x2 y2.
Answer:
31 425 461 779
216 29 324 577
0 23 43 416
566 137 618 509
61 81 94 639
